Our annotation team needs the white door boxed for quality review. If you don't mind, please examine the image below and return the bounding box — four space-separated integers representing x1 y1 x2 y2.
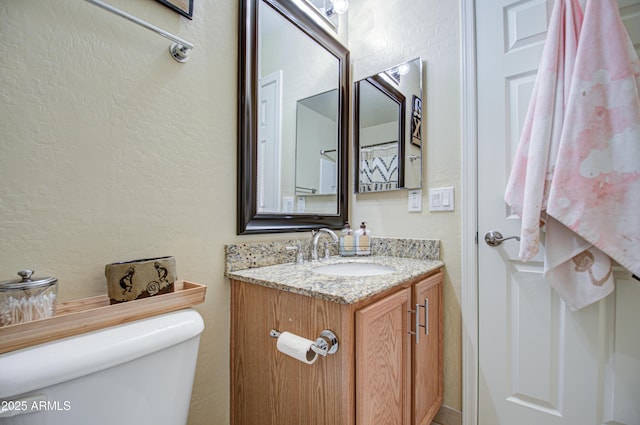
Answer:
257 71 282 213
476 1 640 424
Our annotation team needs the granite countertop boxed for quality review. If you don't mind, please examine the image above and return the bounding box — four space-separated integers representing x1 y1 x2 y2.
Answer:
226 255 444 304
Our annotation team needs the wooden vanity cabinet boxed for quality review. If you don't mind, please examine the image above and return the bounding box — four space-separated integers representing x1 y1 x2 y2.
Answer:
231 279 354 425
411 272 444 425
355 287 412 425
230 270 443 425
355 272 443 425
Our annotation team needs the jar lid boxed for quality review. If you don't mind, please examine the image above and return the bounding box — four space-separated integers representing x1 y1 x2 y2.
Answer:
0 270 58 291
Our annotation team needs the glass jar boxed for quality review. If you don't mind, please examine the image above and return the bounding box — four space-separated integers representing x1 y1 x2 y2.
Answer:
0 270 58 327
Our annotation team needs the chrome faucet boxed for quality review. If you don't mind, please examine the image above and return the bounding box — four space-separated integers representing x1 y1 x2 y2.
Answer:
311 228 339 261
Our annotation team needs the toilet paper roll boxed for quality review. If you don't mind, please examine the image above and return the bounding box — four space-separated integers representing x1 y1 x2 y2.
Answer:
276 331 318 364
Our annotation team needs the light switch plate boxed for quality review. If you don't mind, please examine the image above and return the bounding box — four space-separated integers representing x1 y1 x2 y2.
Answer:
408 190 422 212
297 196 306 213
429 187 455 211
282 196 294 213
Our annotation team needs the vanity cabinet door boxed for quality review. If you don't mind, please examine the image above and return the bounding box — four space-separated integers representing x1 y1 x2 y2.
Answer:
231 280 351 425
412 272 443 425
355 287 411 425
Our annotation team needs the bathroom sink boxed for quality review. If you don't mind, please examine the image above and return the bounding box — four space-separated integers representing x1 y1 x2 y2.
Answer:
312 262 396 277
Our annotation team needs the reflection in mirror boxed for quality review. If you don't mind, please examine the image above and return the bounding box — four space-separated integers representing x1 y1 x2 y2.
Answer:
257 1 339 214
295 90 339 212
302 0 348 29
355 58 423 193
238 0 349 234
356 77 405 192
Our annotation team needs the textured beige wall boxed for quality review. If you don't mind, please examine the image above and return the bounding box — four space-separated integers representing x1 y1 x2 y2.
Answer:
0 1 236 423
349 0 463 411
0 0 462 423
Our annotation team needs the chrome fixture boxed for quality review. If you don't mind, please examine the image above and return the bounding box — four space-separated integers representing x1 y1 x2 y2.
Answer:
312 330 339 356
484 230 521 247
304 0 349 26
326 0 349 16
84 0 194 63
311 228 339 261
320 148 337 157
169 43 192 63
386 62 411 83
295 186 318 194
408 298 429 344
269 329 339 356
286 244 305 264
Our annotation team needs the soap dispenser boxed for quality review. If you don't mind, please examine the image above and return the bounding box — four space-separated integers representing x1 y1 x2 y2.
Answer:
355 222 371 256
339 222 355 257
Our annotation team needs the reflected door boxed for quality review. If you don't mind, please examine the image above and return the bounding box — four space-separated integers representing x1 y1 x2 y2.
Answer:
257 71 282 213
477 0 640 424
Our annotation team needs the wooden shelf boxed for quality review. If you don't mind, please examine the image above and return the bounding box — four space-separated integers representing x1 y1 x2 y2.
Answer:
0 281 206 354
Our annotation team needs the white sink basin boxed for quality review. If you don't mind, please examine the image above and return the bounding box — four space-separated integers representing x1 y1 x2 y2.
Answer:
312 262 396 277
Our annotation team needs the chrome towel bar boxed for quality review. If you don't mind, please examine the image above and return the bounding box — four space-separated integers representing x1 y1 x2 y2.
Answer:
84 0 194 63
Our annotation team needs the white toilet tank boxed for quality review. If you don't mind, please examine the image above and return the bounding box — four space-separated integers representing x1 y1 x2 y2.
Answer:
0 308 204 425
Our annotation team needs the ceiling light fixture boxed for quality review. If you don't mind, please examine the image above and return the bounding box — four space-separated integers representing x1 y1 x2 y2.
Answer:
326 0 349 16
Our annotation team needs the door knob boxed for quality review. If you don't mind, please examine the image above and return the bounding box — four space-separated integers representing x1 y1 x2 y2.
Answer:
484 231 520 247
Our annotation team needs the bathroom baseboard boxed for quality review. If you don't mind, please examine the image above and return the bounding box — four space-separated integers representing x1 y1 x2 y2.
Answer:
432 404 462 425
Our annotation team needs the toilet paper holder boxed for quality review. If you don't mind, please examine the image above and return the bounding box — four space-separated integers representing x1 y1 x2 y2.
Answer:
269 329 339 356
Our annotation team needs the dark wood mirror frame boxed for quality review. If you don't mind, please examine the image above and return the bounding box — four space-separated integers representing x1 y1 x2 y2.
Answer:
238 0 350 234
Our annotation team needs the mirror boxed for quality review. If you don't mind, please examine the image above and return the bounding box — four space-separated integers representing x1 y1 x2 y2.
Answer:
238 0 350 234
355 58 423 192
295 89 339 205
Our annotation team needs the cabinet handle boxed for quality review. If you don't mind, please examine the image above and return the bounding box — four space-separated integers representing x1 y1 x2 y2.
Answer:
408 309 416 338
425 298 429 337
416 303 421 344
414 298 429 344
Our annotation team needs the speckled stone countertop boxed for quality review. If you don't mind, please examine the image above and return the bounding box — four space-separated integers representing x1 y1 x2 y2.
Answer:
226 256 443 304
226 247 444 305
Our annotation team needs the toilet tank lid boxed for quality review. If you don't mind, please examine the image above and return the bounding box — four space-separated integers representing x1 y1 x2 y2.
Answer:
0 309 204 399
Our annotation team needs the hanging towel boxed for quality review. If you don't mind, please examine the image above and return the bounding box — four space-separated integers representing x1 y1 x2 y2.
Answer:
504 0 617 311
504 0 583 261
543 218 614 311
547 0 640 282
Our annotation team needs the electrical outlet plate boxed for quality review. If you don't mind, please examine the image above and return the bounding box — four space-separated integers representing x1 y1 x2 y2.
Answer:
429 187 455 211
408 190 422 212
297 196 306 213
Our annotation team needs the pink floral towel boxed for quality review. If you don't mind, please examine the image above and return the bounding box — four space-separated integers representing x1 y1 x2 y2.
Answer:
504 0 583 261
547 0 640 279
503 0 640 310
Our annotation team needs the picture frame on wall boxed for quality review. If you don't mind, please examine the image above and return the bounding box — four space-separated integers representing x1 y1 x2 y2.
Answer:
411 95 422 147
155 0 193 19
